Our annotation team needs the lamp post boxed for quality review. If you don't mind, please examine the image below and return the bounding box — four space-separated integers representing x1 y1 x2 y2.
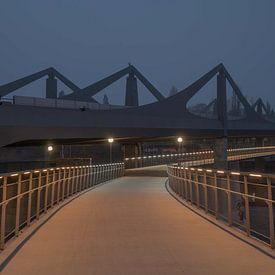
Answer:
177 137 183 151
108 138 114 163
177 137 183 165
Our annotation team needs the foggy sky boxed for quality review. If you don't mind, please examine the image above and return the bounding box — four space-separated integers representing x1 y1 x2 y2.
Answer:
1 0 275 106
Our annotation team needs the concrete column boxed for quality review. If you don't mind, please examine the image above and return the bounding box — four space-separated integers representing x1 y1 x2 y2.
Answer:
125 71 138 106
213 137 228 169
46 75 57 99
217 69 227 136
123 143 142 168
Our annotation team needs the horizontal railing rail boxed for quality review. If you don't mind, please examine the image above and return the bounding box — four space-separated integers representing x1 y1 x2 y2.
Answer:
167 165 275 249
125 146 275 169
0 163 125 250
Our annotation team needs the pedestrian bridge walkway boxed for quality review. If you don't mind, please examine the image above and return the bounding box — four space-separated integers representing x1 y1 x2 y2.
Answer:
1 173 275 274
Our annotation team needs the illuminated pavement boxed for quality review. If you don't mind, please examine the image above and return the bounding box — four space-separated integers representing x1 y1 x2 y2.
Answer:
1 174 275 274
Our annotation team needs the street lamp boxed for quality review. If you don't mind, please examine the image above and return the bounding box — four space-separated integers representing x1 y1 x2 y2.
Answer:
47 145 53 152
177 137 183 154
108 138 114 163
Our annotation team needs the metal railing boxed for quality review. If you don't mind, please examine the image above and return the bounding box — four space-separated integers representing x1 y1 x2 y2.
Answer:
0 163 125 250
125 146 275 169
167 165 275 249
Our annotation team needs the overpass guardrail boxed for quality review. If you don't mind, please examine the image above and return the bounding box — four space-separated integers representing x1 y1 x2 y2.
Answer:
167 165 275 249
0 163 125 250
125 146 275 169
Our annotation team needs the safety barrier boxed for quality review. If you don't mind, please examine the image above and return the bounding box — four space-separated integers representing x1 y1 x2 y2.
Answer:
0 163 125 250
167 165 275 249
125 146 275 169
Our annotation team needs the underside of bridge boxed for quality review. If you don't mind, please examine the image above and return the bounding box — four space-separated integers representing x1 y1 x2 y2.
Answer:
0 63 275 148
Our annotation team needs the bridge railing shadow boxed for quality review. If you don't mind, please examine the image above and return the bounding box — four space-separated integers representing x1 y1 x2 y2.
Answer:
167 165 275 250
0 162 125 250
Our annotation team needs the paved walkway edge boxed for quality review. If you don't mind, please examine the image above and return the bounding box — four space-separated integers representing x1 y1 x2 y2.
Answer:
0 180 114 272
165 179 275 260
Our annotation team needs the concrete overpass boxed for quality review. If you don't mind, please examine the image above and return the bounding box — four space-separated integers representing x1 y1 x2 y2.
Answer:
1 63 275 148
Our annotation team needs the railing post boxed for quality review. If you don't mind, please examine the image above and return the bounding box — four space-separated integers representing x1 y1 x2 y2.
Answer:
57 169 61 203
15 174 22 236
71 167 75 194
243 175 251 237
203 172 208 214
67 168 71 197
195 172 200 208
189 171 193 204
227 174 232 226
27 172 33 227
36 172 42 219
44 170 49 213
62 168 66 200
180 168 184 198
51 170 56 208
267 177 275 248
183 169 187 200
0 176 8 249
213 173 218 219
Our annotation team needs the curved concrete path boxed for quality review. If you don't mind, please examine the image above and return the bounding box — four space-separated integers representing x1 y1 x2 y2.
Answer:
1 176 275 275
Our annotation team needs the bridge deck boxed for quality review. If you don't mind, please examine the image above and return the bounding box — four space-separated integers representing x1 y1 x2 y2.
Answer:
1 174 275 274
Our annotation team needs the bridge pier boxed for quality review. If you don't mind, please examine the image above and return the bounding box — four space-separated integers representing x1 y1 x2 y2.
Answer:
213 137 228 169
46 74 57 99
123 143 142 168
125 70 138 106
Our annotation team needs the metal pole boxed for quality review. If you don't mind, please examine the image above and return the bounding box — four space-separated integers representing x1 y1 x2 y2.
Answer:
267 177 275 248
15 174 22 236
244 175 251 236
36 172 42 219
27 173 33 227
227 174 232 226
0 177 7 249
214 173 218 219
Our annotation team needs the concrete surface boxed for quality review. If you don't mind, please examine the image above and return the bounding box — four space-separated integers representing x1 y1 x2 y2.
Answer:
1 176 275 275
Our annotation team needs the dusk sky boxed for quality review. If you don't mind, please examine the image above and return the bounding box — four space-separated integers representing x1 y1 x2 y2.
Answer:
1 0 275 106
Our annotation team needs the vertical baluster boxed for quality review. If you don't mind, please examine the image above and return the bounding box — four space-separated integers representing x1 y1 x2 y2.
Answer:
62 168 66 200
195 172 200 208
15 174 22 236
204 172 208 214
214 173 218 219
267 177 274 248
57 169 61 203
227 174 232 226
51 170 56 208
27 173 33 226
67 168 71 197
0 177 8 249
243 175 251 236
189 171 193 204
36 172 42 219
44 170 49 213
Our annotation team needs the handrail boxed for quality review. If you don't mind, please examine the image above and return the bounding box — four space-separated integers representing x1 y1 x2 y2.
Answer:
124 146 275 169
167 164 275 249
0 163 125 250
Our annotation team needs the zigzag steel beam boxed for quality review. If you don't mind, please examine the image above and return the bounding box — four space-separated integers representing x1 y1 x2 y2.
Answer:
0 68 53 97
61 66 130 100
258 98 268 114
52 69 81 92
222 67 254 115
131 66 165 101
178 63 222 104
